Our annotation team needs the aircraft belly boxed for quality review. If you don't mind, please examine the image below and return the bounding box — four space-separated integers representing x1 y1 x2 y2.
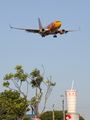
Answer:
39 26 60 36
50 28 58 34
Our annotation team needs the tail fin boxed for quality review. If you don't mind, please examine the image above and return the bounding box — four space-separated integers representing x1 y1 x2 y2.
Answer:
38 18 43 29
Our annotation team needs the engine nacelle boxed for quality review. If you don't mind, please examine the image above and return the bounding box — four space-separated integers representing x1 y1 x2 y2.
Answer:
41 28 45 32
39 29 49 33
60 29 65 34
39 29 45 33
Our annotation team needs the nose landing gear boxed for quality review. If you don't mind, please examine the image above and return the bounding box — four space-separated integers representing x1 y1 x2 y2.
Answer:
53 35 57 38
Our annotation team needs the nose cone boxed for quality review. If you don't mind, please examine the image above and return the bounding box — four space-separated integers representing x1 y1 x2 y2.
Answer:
56 21 62 28
59 21 62 27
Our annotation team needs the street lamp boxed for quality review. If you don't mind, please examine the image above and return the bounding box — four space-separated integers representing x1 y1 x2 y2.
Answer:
52 104 55 120
60 95 65 120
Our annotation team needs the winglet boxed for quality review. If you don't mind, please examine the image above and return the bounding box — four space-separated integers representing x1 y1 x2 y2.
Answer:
79 26 81 31
9 23 12 28
38 18 43 29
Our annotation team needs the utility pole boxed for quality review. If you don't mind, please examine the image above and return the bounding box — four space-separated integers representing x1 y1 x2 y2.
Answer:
52 104 55 120
60 95 65 120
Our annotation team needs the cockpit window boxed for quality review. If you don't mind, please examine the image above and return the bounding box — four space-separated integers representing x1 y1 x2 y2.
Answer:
56 21 60 23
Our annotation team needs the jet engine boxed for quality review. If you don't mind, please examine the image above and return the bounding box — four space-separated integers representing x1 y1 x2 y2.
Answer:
60 29 66 34
41 28 45 32
39 29 49 33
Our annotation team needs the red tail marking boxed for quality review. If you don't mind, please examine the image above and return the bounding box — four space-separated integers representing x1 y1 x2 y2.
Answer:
38 18 42 29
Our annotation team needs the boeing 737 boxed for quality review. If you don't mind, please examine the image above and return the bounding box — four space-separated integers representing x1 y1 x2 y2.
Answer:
10 18 80 38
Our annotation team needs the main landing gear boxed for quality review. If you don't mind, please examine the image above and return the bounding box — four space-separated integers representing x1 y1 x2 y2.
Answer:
42 35 45 37
53 35 57 38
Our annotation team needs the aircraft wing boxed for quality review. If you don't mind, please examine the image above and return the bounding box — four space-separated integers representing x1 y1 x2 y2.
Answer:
64 27 81 33
56 27 81 34
9 24 39 33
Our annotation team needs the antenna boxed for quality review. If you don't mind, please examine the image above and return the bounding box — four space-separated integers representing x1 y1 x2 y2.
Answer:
71 81 74 90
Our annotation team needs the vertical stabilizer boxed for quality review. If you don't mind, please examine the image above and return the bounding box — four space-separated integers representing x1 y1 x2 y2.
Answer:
38 18 43 29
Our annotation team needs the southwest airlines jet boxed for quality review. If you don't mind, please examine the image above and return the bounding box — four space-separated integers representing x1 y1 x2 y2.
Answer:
10 18 80 38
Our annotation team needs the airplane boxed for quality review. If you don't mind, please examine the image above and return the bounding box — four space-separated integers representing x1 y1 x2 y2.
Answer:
9 18 80 38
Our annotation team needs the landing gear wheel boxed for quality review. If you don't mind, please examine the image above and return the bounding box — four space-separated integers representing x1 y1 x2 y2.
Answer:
42 35 45 37
53 35 57 38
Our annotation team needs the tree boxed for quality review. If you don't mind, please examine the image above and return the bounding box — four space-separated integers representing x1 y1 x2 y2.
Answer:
79 116 85 120
40 111 85 120
3 65 56 118
40 111 63 120
0 90 30 120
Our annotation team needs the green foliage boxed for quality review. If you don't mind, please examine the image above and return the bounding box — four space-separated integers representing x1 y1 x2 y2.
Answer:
50 82 56 86
3 65 28 88
46 80 56 86
40 111 63 120
14 65 23 70
46 75 56 87
30 68 43 88
0 90 30 120
2 81 10 87
79 116 85 120
24 116 31 120
3 73 13 80
40 110 84 120
30 93 41 106
3 65 56 118
46 80 49 83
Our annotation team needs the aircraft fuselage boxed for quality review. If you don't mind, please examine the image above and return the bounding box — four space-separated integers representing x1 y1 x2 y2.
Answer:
39 21 61 36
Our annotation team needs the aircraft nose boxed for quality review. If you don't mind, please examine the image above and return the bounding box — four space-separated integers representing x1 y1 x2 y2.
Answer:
59 21 62 26
57 21 61 28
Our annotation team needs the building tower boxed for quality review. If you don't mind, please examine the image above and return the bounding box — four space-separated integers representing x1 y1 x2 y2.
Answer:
65 81 79 120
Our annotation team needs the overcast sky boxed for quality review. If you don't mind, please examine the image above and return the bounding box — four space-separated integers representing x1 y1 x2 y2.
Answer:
0 1 90 119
